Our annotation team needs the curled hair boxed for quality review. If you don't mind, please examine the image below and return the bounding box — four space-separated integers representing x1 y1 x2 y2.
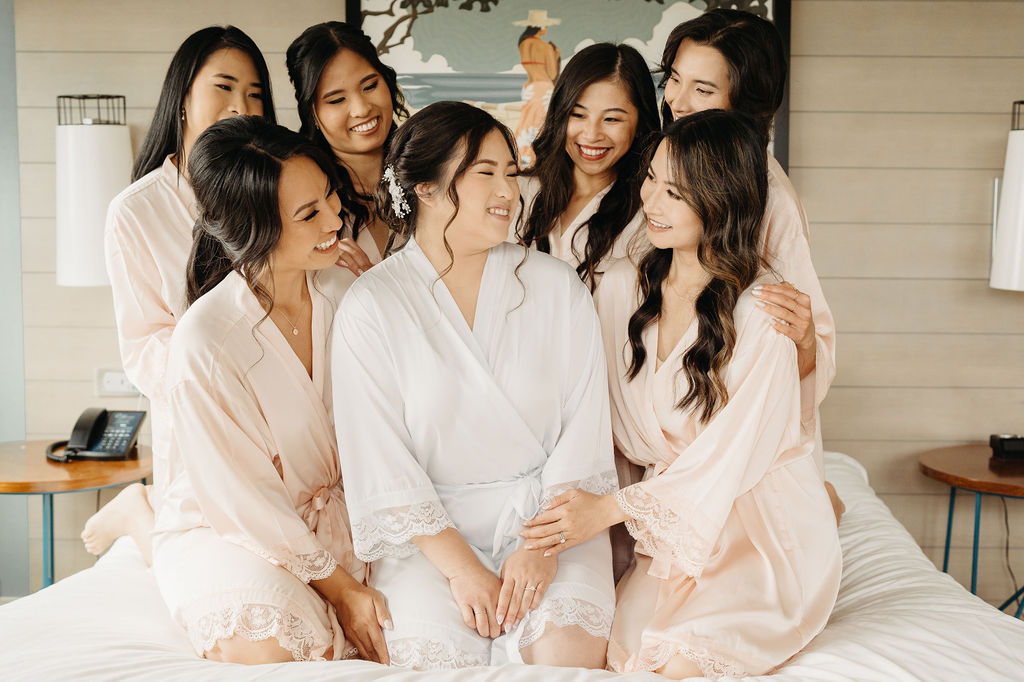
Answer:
376 100 522 278
658 9 786 147
520 43 659 291
626 110 768 422
132 26 276 182
286 21 409 242
185 116 340 312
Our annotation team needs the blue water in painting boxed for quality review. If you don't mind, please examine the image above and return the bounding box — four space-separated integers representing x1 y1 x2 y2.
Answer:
398 73 527 108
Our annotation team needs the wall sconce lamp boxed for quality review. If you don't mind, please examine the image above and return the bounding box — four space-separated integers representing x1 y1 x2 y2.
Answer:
55 95 132 287
991 101 1024 292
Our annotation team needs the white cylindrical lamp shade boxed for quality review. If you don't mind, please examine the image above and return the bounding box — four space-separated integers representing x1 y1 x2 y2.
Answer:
991 129 1024 292
55 123 132 286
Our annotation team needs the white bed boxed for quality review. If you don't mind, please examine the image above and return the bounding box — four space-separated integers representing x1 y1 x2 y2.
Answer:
2 452 1023 681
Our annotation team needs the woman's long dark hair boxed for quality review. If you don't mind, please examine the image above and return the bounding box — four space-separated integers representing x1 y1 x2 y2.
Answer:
376 101 522 279
286 21 409 242
520 42 659 291
185 116 340 312
132 26 276 182
658 9 786 147
626 110 768 422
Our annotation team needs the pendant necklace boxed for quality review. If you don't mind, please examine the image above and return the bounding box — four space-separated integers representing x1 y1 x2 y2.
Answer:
277 308 300 336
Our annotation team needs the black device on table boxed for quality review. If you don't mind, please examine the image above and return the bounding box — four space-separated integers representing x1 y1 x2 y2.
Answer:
46 407 146 463
989 434 1024 474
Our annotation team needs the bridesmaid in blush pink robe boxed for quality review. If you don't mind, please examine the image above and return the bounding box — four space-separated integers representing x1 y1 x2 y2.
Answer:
153 117 389 665
521 112 841 679
82 26 277 562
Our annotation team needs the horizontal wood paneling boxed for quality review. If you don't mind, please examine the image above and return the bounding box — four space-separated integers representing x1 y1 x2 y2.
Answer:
790 56 1023 113
789 112 1008 169
20 218 55 274
22 273 116 328
832 334 1024 389
823 279 1024 334
921 546 1024 605
18 162 52 218
24 327 122 381
821 387 1024 441
825 441 968 494
24 380 147 436
810 224 989 279
880 492 1024 549
790 168 996 224
793 1 1024 57
14 0 344 53
17 107 151 164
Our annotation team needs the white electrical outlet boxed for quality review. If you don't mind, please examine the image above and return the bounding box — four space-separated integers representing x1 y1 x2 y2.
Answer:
95 368 141 397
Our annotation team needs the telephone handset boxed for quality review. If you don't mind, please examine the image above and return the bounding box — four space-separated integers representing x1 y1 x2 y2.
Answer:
46 407 147 463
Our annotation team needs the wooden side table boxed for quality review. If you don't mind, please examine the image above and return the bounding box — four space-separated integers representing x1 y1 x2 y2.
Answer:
919 444 1024 616
0 440 152 589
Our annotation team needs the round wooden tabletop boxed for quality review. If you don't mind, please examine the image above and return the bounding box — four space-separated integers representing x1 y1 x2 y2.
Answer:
919 444 1024 497
0 440 153 494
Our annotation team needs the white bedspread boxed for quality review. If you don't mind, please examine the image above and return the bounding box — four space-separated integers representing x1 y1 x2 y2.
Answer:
2 452 1023 681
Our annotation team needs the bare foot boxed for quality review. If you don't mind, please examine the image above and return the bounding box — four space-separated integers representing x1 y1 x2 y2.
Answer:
81 482 155 564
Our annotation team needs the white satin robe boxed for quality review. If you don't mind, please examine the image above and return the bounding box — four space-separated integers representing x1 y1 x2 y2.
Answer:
595 259 842 678
152 270 364 662
512 176 644 282
105 155 195 507
332 239 617 669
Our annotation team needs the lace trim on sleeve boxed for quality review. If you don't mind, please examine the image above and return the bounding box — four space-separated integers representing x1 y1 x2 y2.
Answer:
540 469 619 509
615 484 714 579
351 500 454 562
280 548 338 583
518 596 613 649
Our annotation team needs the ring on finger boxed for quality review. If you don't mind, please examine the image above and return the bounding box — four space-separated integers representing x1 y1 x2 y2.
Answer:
524 585 537 592
559 531 566 544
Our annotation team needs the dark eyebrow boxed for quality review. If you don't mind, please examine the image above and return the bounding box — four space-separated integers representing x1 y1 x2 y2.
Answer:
212 73 263 89
292 199 318 218
694 78 720 88
321 73 378 100
572 102 629 115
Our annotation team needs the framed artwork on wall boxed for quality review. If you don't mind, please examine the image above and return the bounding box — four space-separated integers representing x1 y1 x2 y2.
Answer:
347 0 791 169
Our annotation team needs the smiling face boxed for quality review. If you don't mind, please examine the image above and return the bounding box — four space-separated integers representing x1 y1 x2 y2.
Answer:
422 129 520 255
313 48 394 161
270 155 344 273
181 48 265 161
663 39 731 121
564 78 639 184
640 140 703 252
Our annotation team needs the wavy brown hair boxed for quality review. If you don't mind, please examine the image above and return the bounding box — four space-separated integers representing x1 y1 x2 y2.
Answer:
626 110 768 422
658 9 786 147
519 42 659 291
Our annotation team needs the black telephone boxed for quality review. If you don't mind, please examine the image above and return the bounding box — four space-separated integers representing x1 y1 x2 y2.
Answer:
46 407 147 463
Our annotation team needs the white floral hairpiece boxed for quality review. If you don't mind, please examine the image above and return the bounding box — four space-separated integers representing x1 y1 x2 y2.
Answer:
383 164 410 219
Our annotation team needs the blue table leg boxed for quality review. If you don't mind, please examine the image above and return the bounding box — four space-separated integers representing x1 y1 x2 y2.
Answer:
998 584 1024 616
970 492 981 595
943 486 956 572
42 493 54 589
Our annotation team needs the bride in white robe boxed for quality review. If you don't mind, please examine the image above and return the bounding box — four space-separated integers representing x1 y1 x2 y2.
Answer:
332 102 617 670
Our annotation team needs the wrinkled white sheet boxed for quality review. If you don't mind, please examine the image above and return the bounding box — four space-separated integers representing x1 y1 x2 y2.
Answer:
2 452 1022 681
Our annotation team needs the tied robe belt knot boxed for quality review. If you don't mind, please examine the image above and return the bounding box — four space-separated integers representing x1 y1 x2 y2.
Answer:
435 465 545 561
302 484 346 552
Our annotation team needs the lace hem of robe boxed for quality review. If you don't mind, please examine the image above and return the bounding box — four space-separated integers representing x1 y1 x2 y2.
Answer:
615 485 713 578
541 469 619 508
624 638 749 679
388 636 489 670
188 602 338 662
279 549 338 583
352 500 455 561
518 595 613 648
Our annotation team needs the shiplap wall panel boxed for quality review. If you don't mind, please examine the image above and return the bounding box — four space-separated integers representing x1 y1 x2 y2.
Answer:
823 439 963 495
14 0 344 52
790 56 1024 113
18 162 53 218
20 218 55 273
789 112 1008 170
18 107 154 164
821 388 1024 441
792 168 995 223
24 327 123 381
823 280 1024 334
811 225 989 279
794 1 1024 58
833 334 1024 388
22 273 115 328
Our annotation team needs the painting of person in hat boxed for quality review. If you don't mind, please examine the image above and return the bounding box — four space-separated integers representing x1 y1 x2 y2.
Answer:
513 9 561 168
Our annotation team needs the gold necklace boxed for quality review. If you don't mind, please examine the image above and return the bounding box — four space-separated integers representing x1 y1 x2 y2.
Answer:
666 278 704 302
275 307 301 336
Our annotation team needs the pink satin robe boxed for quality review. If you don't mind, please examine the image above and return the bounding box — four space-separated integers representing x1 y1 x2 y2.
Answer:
595 259 842 678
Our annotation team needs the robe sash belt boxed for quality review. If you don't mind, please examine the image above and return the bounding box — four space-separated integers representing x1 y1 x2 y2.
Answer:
434 464 544 562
